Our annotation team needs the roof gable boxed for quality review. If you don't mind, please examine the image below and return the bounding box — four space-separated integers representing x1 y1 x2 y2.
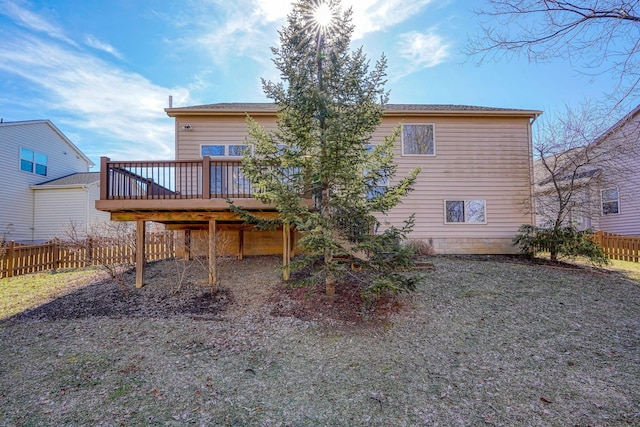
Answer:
0 119 94 167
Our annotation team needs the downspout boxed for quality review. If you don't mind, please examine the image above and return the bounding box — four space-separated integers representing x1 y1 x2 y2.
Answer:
85 184 90 237
31 188 35 242
527 114 540 227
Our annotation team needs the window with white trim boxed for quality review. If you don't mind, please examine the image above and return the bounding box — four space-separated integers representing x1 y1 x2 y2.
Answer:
402 124 435 156
601 188 619 215
20 148 48 176
445 200 486 223
201 144 251 158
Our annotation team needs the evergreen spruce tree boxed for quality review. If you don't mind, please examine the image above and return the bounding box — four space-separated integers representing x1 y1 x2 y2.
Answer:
237 0 420 296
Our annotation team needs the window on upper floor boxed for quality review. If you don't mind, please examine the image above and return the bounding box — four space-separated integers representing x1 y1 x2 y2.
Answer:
601 188 619 215
402 124 435 156
445 200 486 224
20 148 48 176
201 144 251 158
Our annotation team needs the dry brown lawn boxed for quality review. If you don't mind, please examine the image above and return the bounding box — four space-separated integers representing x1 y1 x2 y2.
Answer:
1 255 638 426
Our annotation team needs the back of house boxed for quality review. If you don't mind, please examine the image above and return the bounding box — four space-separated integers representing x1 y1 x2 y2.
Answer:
165 103 541 254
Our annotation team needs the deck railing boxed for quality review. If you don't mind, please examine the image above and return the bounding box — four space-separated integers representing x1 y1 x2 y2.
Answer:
100 157 255 200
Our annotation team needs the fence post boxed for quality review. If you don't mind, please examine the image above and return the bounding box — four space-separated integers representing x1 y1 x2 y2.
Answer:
52 238 60 271
7 240 15 278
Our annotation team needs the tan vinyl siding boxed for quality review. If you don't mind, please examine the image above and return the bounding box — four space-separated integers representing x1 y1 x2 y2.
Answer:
374 116 533 253
175 116 277 160
172 110 535 254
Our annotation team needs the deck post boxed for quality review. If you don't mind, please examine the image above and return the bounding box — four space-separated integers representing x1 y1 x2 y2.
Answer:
99 157 109 201
238 229 244 260
183 230 191 261
202 156 211 199
135 220 146 288
283 222 291 281
208 219 217 286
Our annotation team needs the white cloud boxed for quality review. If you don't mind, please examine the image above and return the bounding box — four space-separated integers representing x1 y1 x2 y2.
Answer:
0 33 190 160
344 0 435 39
1 0 77 45
395 30 451 79
192 0 437 64
84 35 124 60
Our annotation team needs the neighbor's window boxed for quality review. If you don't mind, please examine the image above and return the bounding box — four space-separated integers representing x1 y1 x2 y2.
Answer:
445 200 486 223
402 124 435 156
201 144 251 157
601 188 619 215
20 148 48 176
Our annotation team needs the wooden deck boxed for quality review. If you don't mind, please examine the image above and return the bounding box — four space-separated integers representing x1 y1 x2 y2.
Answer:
96 157 303 288
96 156 282 214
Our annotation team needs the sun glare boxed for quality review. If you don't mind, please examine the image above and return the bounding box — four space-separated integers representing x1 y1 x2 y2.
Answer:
313 3 333 27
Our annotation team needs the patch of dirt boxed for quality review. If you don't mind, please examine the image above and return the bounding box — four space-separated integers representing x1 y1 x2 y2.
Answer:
270 280 404 324
6 255 399 325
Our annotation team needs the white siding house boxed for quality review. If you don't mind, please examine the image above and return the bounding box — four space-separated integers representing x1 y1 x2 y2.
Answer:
31 173 110 240
0 120 98 242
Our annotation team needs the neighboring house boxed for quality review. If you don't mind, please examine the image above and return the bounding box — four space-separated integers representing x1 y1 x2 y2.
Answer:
0 119 105 242
96 103 541 286
534 105 640 235
31 172 110 240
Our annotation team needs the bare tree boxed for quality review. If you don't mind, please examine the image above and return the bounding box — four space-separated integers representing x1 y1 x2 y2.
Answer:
531 103 640 259
467 1 640 107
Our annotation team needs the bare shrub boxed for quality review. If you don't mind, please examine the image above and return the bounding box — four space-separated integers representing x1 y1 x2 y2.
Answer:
406 238 436 256
66 221 137 294
172 229 236 294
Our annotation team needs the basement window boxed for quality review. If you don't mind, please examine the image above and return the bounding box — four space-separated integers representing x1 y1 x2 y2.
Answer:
445 200 486 224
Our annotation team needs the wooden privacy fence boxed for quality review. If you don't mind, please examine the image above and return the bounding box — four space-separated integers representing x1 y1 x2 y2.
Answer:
593 231 640 263
0 232 175 279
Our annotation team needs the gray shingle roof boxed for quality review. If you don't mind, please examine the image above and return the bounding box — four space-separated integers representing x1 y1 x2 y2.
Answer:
34 172 100 187
170 102 539 114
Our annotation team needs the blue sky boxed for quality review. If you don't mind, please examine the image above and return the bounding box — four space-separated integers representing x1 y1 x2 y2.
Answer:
0 0 620 167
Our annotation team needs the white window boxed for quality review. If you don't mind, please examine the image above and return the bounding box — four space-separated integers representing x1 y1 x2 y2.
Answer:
445 200 486 224
402 124 435 156
601 188 619 215
201 144 251 158
20 148 47 176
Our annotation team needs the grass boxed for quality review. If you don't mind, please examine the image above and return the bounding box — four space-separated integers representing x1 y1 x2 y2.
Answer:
0 268 103 320
607 259 640 281
0 257 639 426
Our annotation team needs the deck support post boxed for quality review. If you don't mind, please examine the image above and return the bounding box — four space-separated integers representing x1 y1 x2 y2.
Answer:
208 219 217 287
135 220 146 289
238 229 244 260
183 230 191 261
283 222 291 281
